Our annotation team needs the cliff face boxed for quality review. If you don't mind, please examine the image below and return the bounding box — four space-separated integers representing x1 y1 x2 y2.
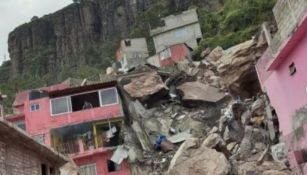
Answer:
8 0 224 77
8 0 135 76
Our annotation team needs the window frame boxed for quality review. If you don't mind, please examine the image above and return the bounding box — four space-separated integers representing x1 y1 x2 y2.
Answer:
98 87 119 107
50 87 119 116
50 96 72 116
30 103 40 112
79 163 97 175
15 120 26 131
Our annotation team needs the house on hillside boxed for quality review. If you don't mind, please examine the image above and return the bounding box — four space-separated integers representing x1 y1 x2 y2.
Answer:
0 118 67 175
116 38 149 72
150 8 202 53
6 77 131 175
147 43 192 67
256 0 307 173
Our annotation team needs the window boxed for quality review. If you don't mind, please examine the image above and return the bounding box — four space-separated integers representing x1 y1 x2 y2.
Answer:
41 164 47 175
30 103 40 111
289 62 297 76
71 92 100 112
51 97 71 115
107 160 121 172
15 120 26 131
160 48 171 60
34 134 45 144
99 88 118 106
79 164 97 175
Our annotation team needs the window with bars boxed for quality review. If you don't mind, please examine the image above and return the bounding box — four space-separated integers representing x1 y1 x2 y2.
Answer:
79 164 97 175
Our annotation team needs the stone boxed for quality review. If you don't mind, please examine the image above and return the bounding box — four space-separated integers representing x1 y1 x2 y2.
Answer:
227 142 237 151
123 72 166 98
271 143 288 162
168 138 231 175
251 98 265 115
207 46 224 62
237 161 291 175
203 133 226 149
177 81 225 103
209 126 219 134
201 48 211 58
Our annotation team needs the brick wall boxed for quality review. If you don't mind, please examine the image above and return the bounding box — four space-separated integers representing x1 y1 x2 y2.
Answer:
0 140 60 175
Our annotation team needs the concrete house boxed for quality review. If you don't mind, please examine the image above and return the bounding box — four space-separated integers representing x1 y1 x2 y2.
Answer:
150 9 202 53
0 118 67 175
116 38 149 72
256 0 307 173
6 78 131 175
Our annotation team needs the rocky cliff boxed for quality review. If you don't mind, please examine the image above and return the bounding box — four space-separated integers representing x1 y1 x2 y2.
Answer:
8 0 133 76
8 0 224 77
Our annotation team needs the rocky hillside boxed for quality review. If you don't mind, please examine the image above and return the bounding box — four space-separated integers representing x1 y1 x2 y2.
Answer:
0 0 275 112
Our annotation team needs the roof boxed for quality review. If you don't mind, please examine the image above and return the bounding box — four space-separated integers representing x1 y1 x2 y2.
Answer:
14 76 118 99
268 13 307 70
150 9 199 36
0 119 68 165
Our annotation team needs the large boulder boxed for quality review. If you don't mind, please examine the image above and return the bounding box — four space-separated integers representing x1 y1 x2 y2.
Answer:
168 138 231 175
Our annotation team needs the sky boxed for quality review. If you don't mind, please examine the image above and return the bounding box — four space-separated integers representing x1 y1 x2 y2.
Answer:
0 0 72 65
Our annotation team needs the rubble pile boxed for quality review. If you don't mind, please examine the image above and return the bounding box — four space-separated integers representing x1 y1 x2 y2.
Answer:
117 35 293 175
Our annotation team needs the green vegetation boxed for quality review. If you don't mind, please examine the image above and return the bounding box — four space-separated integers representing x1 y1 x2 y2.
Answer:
197 0 276 52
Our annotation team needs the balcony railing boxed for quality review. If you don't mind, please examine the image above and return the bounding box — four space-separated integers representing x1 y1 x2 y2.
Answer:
54 132 120 155
271 0 307 53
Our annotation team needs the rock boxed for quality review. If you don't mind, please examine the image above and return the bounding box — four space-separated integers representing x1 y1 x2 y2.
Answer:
177 81 225 103
237 161 291 175
271 143 288 162
227 142 237 151
123 72 166 98
9 0 137 77
209 126 219 134
168 138 231 175
212 38 266 97
251 98 265 115
238 126 253 160
201 48 211 58
207 46 224 62
203 133 226 149
241 109 252 125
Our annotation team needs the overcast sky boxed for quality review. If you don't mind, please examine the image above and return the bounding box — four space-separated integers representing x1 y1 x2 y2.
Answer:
0 0 72 65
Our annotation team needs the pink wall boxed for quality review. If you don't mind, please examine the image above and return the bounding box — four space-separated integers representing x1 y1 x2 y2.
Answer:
257 31 307 145
160 44 190 67
74 151 131 175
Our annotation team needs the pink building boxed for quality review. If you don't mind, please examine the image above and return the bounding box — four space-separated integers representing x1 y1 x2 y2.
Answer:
147 43 191 68
6 78 131 175
256 0 307 173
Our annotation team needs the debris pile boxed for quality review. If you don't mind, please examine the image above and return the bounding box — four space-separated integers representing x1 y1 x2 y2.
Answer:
116 35 293 174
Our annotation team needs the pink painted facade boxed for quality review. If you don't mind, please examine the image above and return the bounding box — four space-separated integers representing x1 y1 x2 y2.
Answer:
6 80 131 175
256 14 307 173
159 43 191 67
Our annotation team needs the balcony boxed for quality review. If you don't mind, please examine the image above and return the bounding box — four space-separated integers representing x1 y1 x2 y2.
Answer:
51 119 123 156
271 0 307 54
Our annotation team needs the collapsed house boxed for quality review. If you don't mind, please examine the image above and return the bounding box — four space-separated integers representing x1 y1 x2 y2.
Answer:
111 31 292 174
150 8 202 53
147 43 192 68
0 118 67 175
6 77 131 175
116 38 149 72
256 0 307 173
